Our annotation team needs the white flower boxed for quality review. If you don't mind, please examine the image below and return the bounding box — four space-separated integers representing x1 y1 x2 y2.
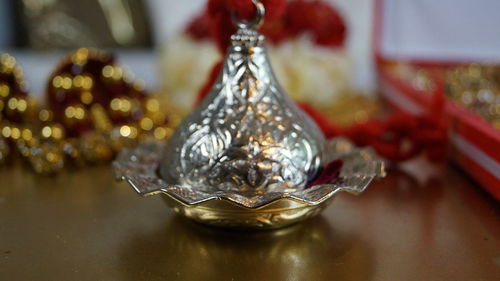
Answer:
158 34 352 111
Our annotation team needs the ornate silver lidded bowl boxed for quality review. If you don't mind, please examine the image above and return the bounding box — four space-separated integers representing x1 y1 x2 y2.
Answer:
160 2 324 194
113 0 386 229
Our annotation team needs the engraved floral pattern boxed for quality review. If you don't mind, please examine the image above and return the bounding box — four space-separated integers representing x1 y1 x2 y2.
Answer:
113 137 386 209
160 29 324 192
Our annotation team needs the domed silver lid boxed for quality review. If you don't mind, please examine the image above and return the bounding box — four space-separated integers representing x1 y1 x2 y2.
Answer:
159 1 325 193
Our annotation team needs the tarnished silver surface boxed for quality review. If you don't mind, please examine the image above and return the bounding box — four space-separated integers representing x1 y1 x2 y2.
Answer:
159 3 325 193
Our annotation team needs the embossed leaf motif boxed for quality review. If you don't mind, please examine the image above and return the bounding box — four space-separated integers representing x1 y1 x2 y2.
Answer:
113 2 387 228
160 28 325 193
114 137 386 209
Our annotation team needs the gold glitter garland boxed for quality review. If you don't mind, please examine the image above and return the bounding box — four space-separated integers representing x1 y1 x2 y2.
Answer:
385 61 500 129
445 64 500 128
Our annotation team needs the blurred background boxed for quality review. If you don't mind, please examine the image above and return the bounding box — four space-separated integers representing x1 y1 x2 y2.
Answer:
0 0 498 193
0 0 375 97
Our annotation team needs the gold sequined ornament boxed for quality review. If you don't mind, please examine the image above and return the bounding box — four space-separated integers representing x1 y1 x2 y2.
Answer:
0 54 30 123
0 50 179 174
28 141 65 174
109 125 139 152
0 137 8 164
61 138 86 167
79 132 113 163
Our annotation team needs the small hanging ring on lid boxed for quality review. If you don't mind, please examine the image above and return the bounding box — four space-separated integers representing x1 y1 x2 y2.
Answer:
231 0 265 30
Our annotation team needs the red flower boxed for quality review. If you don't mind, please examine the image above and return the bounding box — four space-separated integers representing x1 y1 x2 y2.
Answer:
185 10 213 40
189 0 347 51
207 0 287 52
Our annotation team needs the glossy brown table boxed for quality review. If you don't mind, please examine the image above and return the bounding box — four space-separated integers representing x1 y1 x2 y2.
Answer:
0 160 499 281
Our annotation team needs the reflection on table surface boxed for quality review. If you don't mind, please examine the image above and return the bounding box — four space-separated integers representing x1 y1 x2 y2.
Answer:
0 160 499 281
